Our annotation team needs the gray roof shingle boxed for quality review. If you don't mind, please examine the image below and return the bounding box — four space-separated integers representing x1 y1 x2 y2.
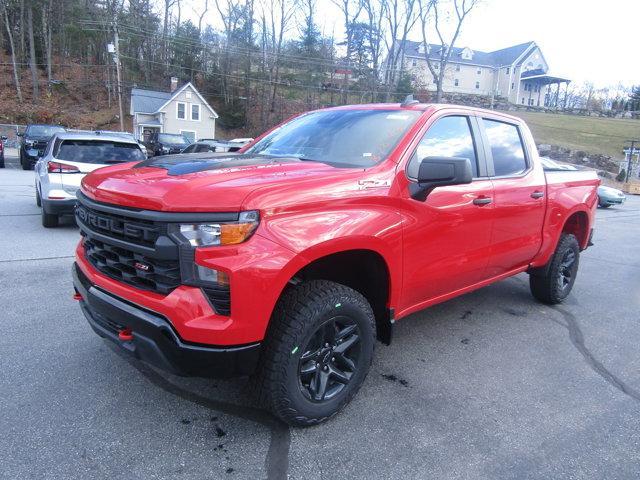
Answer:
400 40 535 67
130 88 172 114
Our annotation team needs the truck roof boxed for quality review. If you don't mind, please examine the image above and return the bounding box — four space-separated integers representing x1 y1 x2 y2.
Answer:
323 102 523 123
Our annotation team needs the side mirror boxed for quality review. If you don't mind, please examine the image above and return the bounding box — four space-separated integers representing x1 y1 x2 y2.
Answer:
410 156 473 201
17 132 24 137
0 136 7 141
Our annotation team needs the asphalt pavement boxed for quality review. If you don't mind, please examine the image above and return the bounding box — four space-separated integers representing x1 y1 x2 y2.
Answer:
1 153 639 480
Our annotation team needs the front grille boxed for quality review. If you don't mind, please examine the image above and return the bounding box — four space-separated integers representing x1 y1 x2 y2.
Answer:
84 237 180 295
76 203 162 248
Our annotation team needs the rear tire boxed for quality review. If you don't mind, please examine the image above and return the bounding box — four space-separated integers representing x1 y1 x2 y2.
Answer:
529 233 580 304
253 280 375 427
41 209 59 228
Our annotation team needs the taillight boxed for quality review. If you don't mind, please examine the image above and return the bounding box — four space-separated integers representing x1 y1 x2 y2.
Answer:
48 161 80 173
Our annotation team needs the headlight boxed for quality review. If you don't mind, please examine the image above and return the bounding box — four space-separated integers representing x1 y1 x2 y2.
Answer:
177 211 260 247
161 146 170 153
25 140 34 146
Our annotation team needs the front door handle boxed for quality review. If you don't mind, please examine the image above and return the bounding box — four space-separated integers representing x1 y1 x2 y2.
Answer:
473 197 492 206
531 191 544 199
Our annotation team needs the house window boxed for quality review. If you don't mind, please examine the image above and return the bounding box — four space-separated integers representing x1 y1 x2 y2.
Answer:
186 91 192 99
454 79 459 87
475 81 480 89
191 104 200 121
522 98 525 104
506 67 510 74
412 59 417 67
177 102 186 120
477 68 481 75
511 82 515 89
180 130 196 143
455 64 460 72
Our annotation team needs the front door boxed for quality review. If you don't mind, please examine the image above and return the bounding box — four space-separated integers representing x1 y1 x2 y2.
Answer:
480 117 546 276
399 115 495 313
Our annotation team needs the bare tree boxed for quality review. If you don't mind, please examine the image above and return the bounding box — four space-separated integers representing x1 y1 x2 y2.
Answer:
264 0 298 113
26 1 38 101
331 0 362 102
195 0 209 35
41 0 53 85
382 0 418 98
2 1 23 102
362 0 387 101
418 0 480 102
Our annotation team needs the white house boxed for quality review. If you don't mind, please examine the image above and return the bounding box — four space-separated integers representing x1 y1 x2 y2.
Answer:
130 78 219 143
396 41 571 107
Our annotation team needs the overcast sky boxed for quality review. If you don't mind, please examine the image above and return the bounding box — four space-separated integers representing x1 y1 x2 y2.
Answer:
181 0 637 88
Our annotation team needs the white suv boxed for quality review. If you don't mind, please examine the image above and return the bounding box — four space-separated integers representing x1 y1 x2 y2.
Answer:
35 132 146 227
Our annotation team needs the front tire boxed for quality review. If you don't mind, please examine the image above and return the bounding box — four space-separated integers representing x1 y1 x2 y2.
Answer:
253 280 375 427
529 233 580 304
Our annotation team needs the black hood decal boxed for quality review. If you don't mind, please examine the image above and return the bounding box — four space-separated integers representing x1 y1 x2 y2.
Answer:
134 154 306 176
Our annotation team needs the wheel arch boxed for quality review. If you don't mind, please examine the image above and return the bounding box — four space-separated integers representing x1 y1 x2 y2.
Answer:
276 244 397 345
561 209 590 250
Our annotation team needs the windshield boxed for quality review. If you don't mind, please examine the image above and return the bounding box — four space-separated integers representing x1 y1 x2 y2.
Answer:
55 140 145 164
27 125 65 137
245 109 421 167
158 134 189 146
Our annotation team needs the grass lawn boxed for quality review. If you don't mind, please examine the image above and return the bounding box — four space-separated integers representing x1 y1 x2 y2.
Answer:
498 110 640 160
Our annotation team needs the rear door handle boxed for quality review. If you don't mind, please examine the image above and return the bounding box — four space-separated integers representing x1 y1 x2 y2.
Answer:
531 191 544 199
473 197 492 206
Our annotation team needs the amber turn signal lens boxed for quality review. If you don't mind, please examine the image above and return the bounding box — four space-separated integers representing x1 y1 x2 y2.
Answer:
220 222 257 245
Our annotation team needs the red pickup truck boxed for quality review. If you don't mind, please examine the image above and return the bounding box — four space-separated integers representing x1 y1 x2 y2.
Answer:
73 103 599 426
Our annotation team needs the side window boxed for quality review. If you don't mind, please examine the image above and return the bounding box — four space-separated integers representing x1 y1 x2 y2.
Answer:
183 144 195 153
407 116 478 179
482 119 527 177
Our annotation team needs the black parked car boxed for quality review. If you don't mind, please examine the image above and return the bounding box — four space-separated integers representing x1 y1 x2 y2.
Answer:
19 124 66 170
142 132 190 156
181 138 251 154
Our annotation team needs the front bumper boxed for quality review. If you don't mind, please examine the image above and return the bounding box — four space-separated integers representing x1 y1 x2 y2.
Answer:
73 263 261 378
600 196 625 206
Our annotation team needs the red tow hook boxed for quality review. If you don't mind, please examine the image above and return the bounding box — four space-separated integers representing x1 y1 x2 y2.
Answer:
118 328 134 342
73 292 82 301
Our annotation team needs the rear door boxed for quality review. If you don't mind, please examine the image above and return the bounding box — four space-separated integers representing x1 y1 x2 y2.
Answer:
399 114 495 310
479 116 547 276
56 140 146 194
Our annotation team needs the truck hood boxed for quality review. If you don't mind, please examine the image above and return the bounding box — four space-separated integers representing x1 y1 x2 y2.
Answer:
81 154 352 212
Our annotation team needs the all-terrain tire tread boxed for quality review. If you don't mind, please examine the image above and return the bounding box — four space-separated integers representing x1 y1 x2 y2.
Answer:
252 280 375 427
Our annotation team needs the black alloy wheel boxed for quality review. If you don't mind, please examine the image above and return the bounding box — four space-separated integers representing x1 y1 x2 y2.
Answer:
298 316 361 402
557 249 577 293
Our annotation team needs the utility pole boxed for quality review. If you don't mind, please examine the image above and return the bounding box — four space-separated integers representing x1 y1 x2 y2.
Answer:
111 18 125 132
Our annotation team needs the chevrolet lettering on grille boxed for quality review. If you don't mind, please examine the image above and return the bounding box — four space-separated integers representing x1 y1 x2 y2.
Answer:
76 205 158 242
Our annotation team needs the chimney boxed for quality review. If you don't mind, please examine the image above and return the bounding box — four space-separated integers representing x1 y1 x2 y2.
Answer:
170 77 178 92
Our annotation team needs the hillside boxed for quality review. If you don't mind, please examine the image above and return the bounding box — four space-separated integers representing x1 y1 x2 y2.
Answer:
502 110 640 160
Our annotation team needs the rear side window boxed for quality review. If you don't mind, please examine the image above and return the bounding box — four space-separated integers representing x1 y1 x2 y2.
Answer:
407 116 478 179
55 140 145 164
482 119 527 176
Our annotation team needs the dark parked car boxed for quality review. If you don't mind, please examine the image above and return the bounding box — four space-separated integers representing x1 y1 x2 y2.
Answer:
142 132 190 156
0 135 7 168
19 124 66 170
180 140 219 153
